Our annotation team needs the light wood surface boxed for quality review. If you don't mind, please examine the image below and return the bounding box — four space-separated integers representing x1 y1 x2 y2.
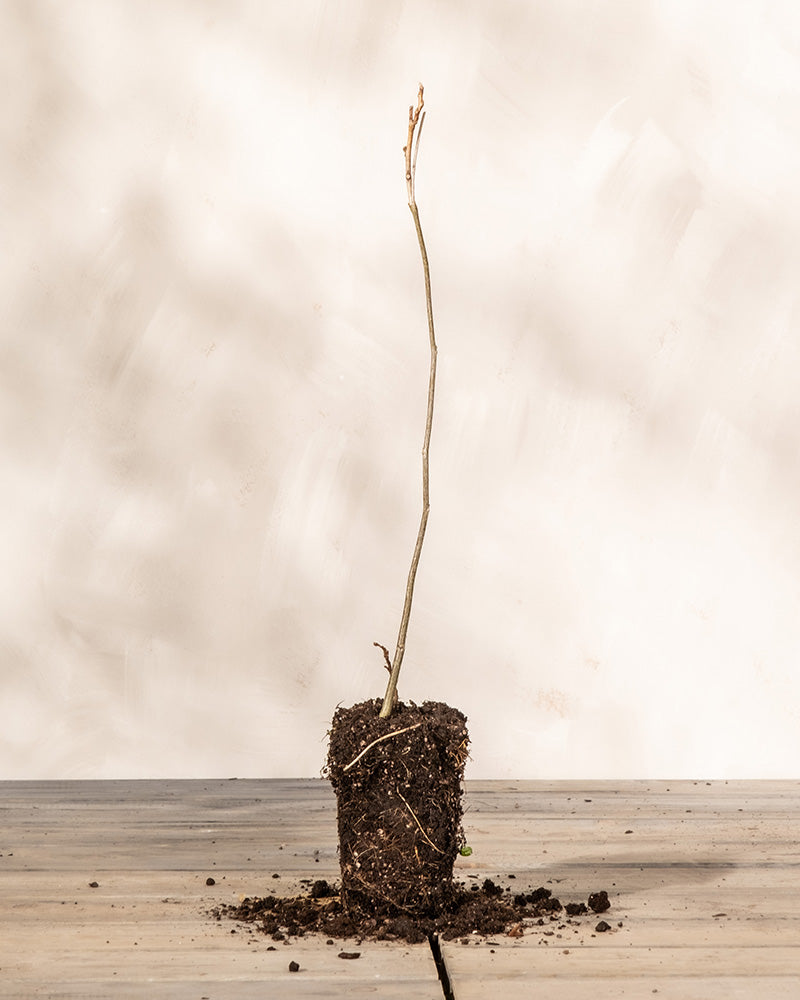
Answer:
1 779 798 998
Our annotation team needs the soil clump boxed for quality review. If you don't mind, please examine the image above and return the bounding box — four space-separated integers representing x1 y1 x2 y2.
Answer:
211 878 614 945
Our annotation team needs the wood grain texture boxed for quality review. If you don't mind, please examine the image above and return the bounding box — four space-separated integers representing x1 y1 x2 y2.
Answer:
0 780 798 998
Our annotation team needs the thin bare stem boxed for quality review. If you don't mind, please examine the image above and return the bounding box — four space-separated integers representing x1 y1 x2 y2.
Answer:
380 84 437 719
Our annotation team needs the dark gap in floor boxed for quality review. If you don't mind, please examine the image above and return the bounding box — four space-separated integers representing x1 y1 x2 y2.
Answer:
428 932 456 1000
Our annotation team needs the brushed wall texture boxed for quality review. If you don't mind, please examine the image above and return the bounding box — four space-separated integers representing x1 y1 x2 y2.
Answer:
3 1 800 777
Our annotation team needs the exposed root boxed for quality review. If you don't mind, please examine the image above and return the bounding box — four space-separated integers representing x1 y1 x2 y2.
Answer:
342 722 423 773
397 789 444 854
347 870 417 916
450 737 471 770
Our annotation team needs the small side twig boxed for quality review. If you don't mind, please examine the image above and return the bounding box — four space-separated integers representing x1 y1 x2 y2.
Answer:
347 870 417 915
342 722 423 773
374 641 398 709
374 642 392 674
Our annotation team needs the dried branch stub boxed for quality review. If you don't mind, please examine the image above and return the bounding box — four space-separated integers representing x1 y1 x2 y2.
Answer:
404 84 425 205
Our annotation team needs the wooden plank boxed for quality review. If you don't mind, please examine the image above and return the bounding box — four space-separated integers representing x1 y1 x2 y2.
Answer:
453 977 800 1000
454 780 800 995
0 780 442 998
0 780 798 997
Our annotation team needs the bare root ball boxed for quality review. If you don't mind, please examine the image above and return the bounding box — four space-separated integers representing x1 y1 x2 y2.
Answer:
326 699 469 919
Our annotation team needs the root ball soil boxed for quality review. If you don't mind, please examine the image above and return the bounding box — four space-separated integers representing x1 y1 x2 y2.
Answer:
325 699 469 920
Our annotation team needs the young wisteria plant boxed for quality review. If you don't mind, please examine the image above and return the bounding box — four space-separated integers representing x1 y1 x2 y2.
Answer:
326 86 469 924
379 84 437 719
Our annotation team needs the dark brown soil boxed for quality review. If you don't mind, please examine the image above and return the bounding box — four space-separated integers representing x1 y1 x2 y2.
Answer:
210 877 615 945
325 699 469 920
209 697 617 946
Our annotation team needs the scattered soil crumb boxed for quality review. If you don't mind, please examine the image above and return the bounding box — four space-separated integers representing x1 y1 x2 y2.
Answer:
588 891 610 913
209 878 614 945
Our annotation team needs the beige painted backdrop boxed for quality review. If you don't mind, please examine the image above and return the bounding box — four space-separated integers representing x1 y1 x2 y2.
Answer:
3 1 800 778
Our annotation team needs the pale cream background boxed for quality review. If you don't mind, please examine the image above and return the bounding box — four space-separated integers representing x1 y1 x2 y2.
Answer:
3 1 800 778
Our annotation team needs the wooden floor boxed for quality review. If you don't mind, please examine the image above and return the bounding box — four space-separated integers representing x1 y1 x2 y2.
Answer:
0 779 798 998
